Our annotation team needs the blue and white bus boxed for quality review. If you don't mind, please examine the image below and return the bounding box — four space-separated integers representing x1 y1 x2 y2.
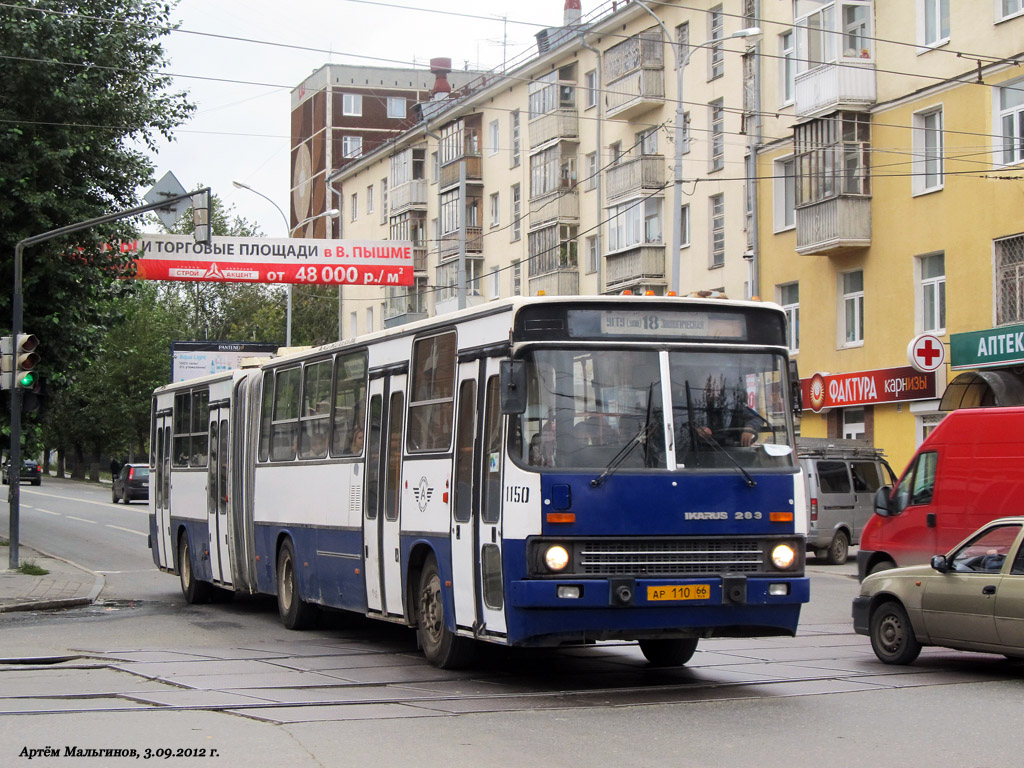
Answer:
150 295 809 668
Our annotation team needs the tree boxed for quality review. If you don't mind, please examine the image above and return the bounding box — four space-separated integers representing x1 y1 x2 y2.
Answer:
0 0 193 458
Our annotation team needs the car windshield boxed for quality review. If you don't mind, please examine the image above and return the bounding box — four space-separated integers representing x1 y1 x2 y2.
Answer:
509 347 795 471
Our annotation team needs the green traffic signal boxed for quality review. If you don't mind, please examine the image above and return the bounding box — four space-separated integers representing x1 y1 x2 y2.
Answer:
17 370 36 389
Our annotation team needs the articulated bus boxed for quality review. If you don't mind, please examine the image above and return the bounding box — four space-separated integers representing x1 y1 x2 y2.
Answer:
149 295 809 668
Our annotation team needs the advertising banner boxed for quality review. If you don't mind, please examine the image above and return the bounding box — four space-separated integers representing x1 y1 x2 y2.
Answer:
950 323 1024 370
171 341 279 383
801 366 936 413
123 234 414 286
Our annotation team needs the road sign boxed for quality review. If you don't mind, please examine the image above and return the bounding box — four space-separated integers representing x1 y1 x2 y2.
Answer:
908 333 946 373
144 172 190 230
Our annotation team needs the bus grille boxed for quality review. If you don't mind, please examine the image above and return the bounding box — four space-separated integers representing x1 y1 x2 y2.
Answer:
578 539 764 576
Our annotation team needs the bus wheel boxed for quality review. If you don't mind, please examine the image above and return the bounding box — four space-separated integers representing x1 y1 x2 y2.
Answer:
416 556 474 669
277 539 317 630
178 534 211 605
639 638 699 667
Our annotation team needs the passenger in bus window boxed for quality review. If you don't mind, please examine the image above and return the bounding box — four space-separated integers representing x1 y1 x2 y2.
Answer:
678 374 765 450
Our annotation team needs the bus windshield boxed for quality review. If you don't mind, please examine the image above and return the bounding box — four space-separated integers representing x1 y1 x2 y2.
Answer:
511 347 795 471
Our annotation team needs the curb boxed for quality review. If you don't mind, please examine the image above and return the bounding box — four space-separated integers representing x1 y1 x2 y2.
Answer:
0 547 106 614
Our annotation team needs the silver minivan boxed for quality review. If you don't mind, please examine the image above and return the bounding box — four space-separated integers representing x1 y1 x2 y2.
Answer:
797 438 896 565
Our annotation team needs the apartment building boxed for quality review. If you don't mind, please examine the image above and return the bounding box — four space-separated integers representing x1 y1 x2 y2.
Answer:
328 0 765 337
757 0 1024 468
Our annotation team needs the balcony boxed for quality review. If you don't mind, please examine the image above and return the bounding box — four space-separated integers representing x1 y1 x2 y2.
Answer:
606 68 665 121
605 155 666 201
438 227 484 260
412 246 427 273
604 245 666 291
439 155 482 190
795 197 871 255
528 267 579 297
529 189 579 229
528 109 579 149
384 289 428 329
390 179 428 213
794 62 876 120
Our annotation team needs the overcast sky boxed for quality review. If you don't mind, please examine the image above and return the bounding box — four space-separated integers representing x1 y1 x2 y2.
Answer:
146 0 580 234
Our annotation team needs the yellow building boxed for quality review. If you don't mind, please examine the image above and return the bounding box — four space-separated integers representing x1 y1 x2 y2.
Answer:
757 0 1024 469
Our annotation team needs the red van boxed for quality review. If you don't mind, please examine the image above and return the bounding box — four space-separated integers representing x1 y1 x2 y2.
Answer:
857 406 1024 581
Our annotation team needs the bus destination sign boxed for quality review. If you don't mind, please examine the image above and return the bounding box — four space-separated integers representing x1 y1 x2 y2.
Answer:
569 309 746 339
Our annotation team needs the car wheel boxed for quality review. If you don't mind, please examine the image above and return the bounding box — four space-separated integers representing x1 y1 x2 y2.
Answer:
639 638 699 667
869 559 896 575
869 600 922 665
122 488 131 504
826 530 850 565
112 486 119 503
277 538 317 630
416 555 475 669
178 534 211 605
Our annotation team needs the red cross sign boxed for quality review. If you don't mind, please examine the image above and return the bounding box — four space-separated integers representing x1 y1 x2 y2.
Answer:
908 334 946 373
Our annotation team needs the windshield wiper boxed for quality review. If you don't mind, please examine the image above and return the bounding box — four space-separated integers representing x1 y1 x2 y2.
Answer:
592 383 656 488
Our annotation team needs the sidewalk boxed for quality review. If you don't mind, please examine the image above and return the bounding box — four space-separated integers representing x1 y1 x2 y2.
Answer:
0 543 105 613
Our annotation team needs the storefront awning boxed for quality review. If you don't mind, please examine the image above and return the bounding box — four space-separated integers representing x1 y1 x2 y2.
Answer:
939 370 1024 410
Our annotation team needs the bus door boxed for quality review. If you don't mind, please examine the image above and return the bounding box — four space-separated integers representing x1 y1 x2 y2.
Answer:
154 409 173 569
477 361 507 636
380 377 407 617
451 362 479 631
207 403 232 585
363 384 385 613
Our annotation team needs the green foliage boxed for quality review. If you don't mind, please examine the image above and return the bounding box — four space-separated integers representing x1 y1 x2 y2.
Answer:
0 0 194 458
18 561 50 576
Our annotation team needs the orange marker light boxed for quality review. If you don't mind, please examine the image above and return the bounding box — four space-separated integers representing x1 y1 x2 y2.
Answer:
547 512 575 523
770 512 794 522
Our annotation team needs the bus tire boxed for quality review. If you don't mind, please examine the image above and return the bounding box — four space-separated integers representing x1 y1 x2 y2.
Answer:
277 539 317 630
178 533 211 605
639 638 699 667
416 556 474 669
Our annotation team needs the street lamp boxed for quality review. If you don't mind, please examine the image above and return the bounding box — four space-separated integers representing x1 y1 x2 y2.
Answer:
232 180 338 346
632 4 760 295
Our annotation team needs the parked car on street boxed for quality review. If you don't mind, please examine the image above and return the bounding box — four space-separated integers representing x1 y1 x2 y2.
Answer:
1 458 42 486
853 516 1024 664
797 438 895 565
112 463 149 504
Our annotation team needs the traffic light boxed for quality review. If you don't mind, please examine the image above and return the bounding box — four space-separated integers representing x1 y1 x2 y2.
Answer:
14 334 40 390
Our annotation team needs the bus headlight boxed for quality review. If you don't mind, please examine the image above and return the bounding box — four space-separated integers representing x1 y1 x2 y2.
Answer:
770 543 797 570
544 545 570 572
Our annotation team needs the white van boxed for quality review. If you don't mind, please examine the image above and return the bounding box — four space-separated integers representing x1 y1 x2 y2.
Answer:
796 438 896 565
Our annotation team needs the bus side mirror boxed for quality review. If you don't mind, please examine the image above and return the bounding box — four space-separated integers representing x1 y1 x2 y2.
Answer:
500 360 527 414
788 360 802 416
874 486 893 517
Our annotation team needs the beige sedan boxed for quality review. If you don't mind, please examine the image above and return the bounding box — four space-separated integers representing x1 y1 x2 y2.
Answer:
853 516 1024 664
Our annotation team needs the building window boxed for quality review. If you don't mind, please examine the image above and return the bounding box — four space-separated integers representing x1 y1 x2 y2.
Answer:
342 93 362 116
795 0 873 71
586 235 598 274
608 197 662 252
387 97 406 119
610 141 622 164
780 31 795 105
489 192 500 227
512 259 522 296
709 99 724 171
710 194 725 267
774 156 796 231
921 0 950 48
842 407 866 439
366 184 374 214
528 67 575 119
381 178 388 223
350 192 358 221
489 119 499 156
637 128 658 155
912 107 944 194
342 135 363 159
490 268 500 299
918 253 946 334
431 151 439 183
585 152 598 190
349 311 358 338
680 203 690 247
366 307 374 333
585 70 598 109
999 82 1024 165
795 112 870 205
528 223 577 276
996 234 1024 325
841 269 864 346
511 183 521 242
779 282 800 353
1001 0 1024 19
708 5 724 80
510 110 521 168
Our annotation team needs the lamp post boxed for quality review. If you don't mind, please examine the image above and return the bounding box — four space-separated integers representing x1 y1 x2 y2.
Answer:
632 4 760 295
232 180 338 346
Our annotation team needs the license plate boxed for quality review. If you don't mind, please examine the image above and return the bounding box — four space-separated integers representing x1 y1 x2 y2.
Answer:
647 584 711 601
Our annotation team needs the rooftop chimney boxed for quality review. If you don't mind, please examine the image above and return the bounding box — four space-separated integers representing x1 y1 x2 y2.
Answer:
564 0 581 27
430 57 452 100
